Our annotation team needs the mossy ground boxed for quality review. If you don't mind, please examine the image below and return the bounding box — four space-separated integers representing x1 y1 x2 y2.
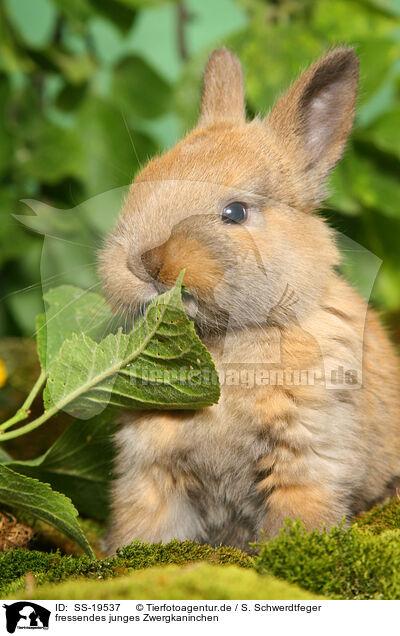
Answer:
353 495 400 534
9 564 320 601
0 538 253 599
2 497 400 600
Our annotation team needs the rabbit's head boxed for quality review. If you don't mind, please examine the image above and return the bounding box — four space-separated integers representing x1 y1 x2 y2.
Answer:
99 47 358 333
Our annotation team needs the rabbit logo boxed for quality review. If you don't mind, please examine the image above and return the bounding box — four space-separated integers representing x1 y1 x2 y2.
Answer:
3 602 50 633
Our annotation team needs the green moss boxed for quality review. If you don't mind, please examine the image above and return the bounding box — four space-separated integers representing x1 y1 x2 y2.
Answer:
353 497 400 535
0 540 252 599
8 563 321 600
116 539 253 568
255 520 400 599
4 499 400 600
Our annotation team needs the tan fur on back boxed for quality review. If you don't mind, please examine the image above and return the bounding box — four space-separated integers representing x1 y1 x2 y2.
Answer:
99 47 400 553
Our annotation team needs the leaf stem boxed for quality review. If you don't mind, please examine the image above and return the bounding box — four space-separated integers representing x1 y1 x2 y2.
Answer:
0 403 58 441
0 370 48 433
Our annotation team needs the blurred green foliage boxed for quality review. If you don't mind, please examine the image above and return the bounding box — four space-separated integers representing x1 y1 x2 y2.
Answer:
1 0 400 338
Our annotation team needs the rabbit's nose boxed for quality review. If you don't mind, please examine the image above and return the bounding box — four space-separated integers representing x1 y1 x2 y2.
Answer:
141 244 166 283
141 233 223 292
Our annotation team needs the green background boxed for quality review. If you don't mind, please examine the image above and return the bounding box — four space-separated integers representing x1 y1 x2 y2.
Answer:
1 0 400 339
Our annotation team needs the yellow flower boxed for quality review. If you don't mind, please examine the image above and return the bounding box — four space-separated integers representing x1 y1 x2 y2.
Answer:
0 360 8 388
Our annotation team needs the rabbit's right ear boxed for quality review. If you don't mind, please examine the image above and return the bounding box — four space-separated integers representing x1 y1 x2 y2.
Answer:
198 48 246 127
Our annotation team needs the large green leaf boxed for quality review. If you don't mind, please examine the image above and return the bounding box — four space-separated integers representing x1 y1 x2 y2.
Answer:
36 285 112 372
4 413 115 520
43 273 220 418
0 464 94 556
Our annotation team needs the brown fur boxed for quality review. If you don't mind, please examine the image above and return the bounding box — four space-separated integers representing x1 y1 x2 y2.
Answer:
142 234 223 291
99 47 400 553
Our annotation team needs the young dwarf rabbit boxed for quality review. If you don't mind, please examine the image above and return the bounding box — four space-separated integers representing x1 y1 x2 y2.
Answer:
99 47 400 553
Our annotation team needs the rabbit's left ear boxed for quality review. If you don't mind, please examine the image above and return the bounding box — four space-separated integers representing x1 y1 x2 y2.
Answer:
198 48 246 127
266 48 359 179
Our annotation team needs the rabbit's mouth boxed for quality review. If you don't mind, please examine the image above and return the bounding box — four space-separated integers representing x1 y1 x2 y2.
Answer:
142 281 228 334
154 281 199 319
134 281 199 321
181 290 199 318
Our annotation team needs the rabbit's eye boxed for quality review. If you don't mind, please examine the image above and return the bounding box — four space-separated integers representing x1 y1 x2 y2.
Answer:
221 202 248 224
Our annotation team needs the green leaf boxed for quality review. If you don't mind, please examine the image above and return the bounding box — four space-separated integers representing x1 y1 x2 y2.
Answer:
43 272 220 418
328 145 400 219
55 82 88 111
36 285 112 372
313 0 397 41
49 49 96 84
115 0 170 7
126 5 182 83
0 464 94 557
0 447 11 463
0 77 12 178
112 55 172 119
36 313 48 371
126 0 246 84
355 40 400 126
365 107 400 158
88 17 126 65
328 158 361 216
19 123 82 184
50 0 92 21
4 413 115 520
233 23 321 114
93 0 136 34
0 189 33 268
373 261 400 310
186 0 247 53
75 97 157 196
3 0 57 49
366 0 400 17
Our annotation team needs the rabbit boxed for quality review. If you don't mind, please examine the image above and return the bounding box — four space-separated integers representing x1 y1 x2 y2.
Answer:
99 47 400 554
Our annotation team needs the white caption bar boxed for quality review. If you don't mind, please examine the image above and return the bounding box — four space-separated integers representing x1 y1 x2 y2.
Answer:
2 599 398 635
